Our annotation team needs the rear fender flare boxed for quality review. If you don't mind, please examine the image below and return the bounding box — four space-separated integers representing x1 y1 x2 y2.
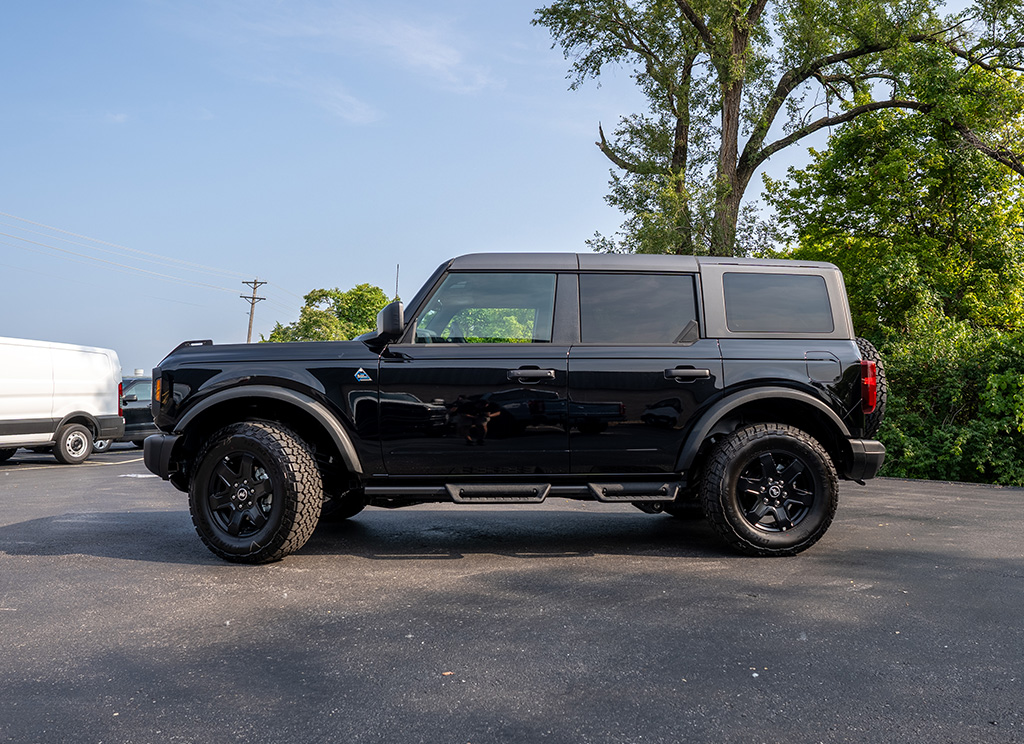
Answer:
175 385 362 474
675 387 850 473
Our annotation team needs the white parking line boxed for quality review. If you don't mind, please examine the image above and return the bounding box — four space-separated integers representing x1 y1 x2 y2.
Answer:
2 457 144 472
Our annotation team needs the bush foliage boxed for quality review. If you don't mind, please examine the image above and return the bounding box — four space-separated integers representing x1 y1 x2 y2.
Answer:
770 112 1024 484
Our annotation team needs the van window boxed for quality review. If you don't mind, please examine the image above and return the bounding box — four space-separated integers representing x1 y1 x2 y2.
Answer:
724 273 834 333
580 273 698 344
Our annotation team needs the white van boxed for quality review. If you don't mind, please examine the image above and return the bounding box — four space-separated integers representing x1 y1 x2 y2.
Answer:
0 336 125 464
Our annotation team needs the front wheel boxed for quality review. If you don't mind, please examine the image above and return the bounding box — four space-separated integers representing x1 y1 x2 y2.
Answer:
189 421 322 563
93 439 112 453
53 424 93 464
700 424 838 556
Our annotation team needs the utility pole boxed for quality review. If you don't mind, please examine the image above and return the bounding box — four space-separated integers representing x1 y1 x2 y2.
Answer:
241 278 267 343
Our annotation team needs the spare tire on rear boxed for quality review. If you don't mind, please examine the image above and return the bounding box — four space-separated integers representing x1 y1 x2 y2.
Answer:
855 337 887 438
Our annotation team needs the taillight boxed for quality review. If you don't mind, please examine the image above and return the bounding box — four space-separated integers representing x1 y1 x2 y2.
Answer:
118 381 124 417
860 360 877 414
153 376 164 414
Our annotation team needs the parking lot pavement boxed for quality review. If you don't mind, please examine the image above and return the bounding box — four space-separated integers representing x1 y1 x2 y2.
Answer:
1 453 1023 744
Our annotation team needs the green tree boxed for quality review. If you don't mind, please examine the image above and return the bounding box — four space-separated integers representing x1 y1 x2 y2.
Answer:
767 110 1024 485
264 284 392 342
767 110 1024 340
534 0 1024 256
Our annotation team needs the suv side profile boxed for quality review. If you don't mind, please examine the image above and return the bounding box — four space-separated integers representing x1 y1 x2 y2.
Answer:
144 254 885 563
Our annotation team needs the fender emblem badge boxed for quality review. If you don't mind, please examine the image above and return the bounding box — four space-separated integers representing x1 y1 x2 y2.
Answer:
354 368 372 383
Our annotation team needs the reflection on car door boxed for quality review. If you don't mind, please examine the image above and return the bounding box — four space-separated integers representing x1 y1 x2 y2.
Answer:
378 271 569 476
568 273 723 474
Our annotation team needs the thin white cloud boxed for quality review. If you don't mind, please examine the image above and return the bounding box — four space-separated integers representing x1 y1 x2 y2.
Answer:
106 112 129 124
158 1 496 120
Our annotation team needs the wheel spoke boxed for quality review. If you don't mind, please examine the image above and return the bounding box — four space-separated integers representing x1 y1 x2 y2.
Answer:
745 500 771 525
786 489 813 510
244 505 268 530
771 505 794 530
758 453 778 479
208 489 233 511
213 460 237 489
779 459 805 488
250 478 273 500
226 509 245 537
238 454 257 484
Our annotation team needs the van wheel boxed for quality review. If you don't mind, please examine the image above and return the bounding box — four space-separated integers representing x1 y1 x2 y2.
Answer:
54 424 93 464
0 448 16 464
701 424 838 556
189 421 322 563
93 439 113 453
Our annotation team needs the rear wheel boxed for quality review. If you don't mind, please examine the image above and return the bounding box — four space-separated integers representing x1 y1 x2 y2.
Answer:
53 424 93 464
189 421 322 563
701 424 838 556
93 439 112 453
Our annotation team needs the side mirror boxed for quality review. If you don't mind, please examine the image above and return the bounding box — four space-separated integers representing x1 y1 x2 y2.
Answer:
122 394 138 403
376 301 405 339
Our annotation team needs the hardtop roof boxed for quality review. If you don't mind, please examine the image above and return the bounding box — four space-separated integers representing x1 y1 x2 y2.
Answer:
446 253 838 272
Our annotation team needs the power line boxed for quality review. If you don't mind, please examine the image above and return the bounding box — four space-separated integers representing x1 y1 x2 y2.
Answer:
0 231 240 294
0 210 251 280
1 210 304 320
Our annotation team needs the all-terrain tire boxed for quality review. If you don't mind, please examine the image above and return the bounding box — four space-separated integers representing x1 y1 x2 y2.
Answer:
189 421 322 563
855 337 887 438
700 423 838 557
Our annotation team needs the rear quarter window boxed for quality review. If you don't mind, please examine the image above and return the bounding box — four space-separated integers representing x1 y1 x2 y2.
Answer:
723 273 834 333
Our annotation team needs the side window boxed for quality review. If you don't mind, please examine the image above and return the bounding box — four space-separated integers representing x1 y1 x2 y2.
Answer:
126 381 152 400
723 273 834 333
413 272 556 344
579 273 698 344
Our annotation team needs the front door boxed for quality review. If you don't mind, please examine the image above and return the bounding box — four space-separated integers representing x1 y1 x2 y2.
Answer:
378 271 569 476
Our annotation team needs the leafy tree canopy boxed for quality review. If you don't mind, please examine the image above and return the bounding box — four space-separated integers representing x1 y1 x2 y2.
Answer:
766 109 1024 340
766 108 1024 486
263 284 392 342
534 0 1024 256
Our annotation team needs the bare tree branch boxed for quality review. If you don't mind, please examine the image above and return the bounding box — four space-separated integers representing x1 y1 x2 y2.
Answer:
746 100 934 175
596 123 648 174
951 124 1024 177
674 0 713 48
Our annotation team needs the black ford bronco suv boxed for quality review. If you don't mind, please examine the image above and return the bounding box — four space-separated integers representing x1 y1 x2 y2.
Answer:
144 253 886 563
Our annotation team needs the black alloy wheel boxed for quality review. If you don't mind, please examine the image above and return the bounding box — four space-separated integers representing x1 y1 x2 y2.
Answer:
701 423 838 556
189 421 322 563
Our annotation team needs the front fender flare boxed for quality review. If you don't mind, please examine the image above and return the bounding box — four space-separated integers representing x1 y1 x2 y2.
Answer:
675 387 851 473
175 385 363 474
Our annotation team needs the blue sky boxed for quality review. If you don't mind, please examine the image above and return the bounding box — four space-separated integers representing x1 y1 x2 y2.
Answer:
3 0 799 372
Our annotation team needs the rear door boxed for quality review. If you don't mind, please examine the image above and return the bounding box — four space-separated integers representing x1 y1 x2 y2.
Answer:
567 272 723 474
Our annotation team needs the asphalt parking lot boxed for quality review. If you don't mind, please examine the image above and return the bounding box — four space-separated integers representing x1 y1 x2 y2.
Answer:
1 447 1022 744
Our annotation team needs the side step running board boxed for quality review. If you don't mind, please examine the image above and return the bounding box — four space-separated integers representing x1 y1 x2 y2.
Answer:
445 483 551 504
588 482 680 502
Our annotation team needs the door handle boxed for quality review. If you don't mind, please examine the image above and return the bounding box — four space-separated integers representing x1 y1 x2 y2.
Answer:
508 368 556 381
665 367 711 380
